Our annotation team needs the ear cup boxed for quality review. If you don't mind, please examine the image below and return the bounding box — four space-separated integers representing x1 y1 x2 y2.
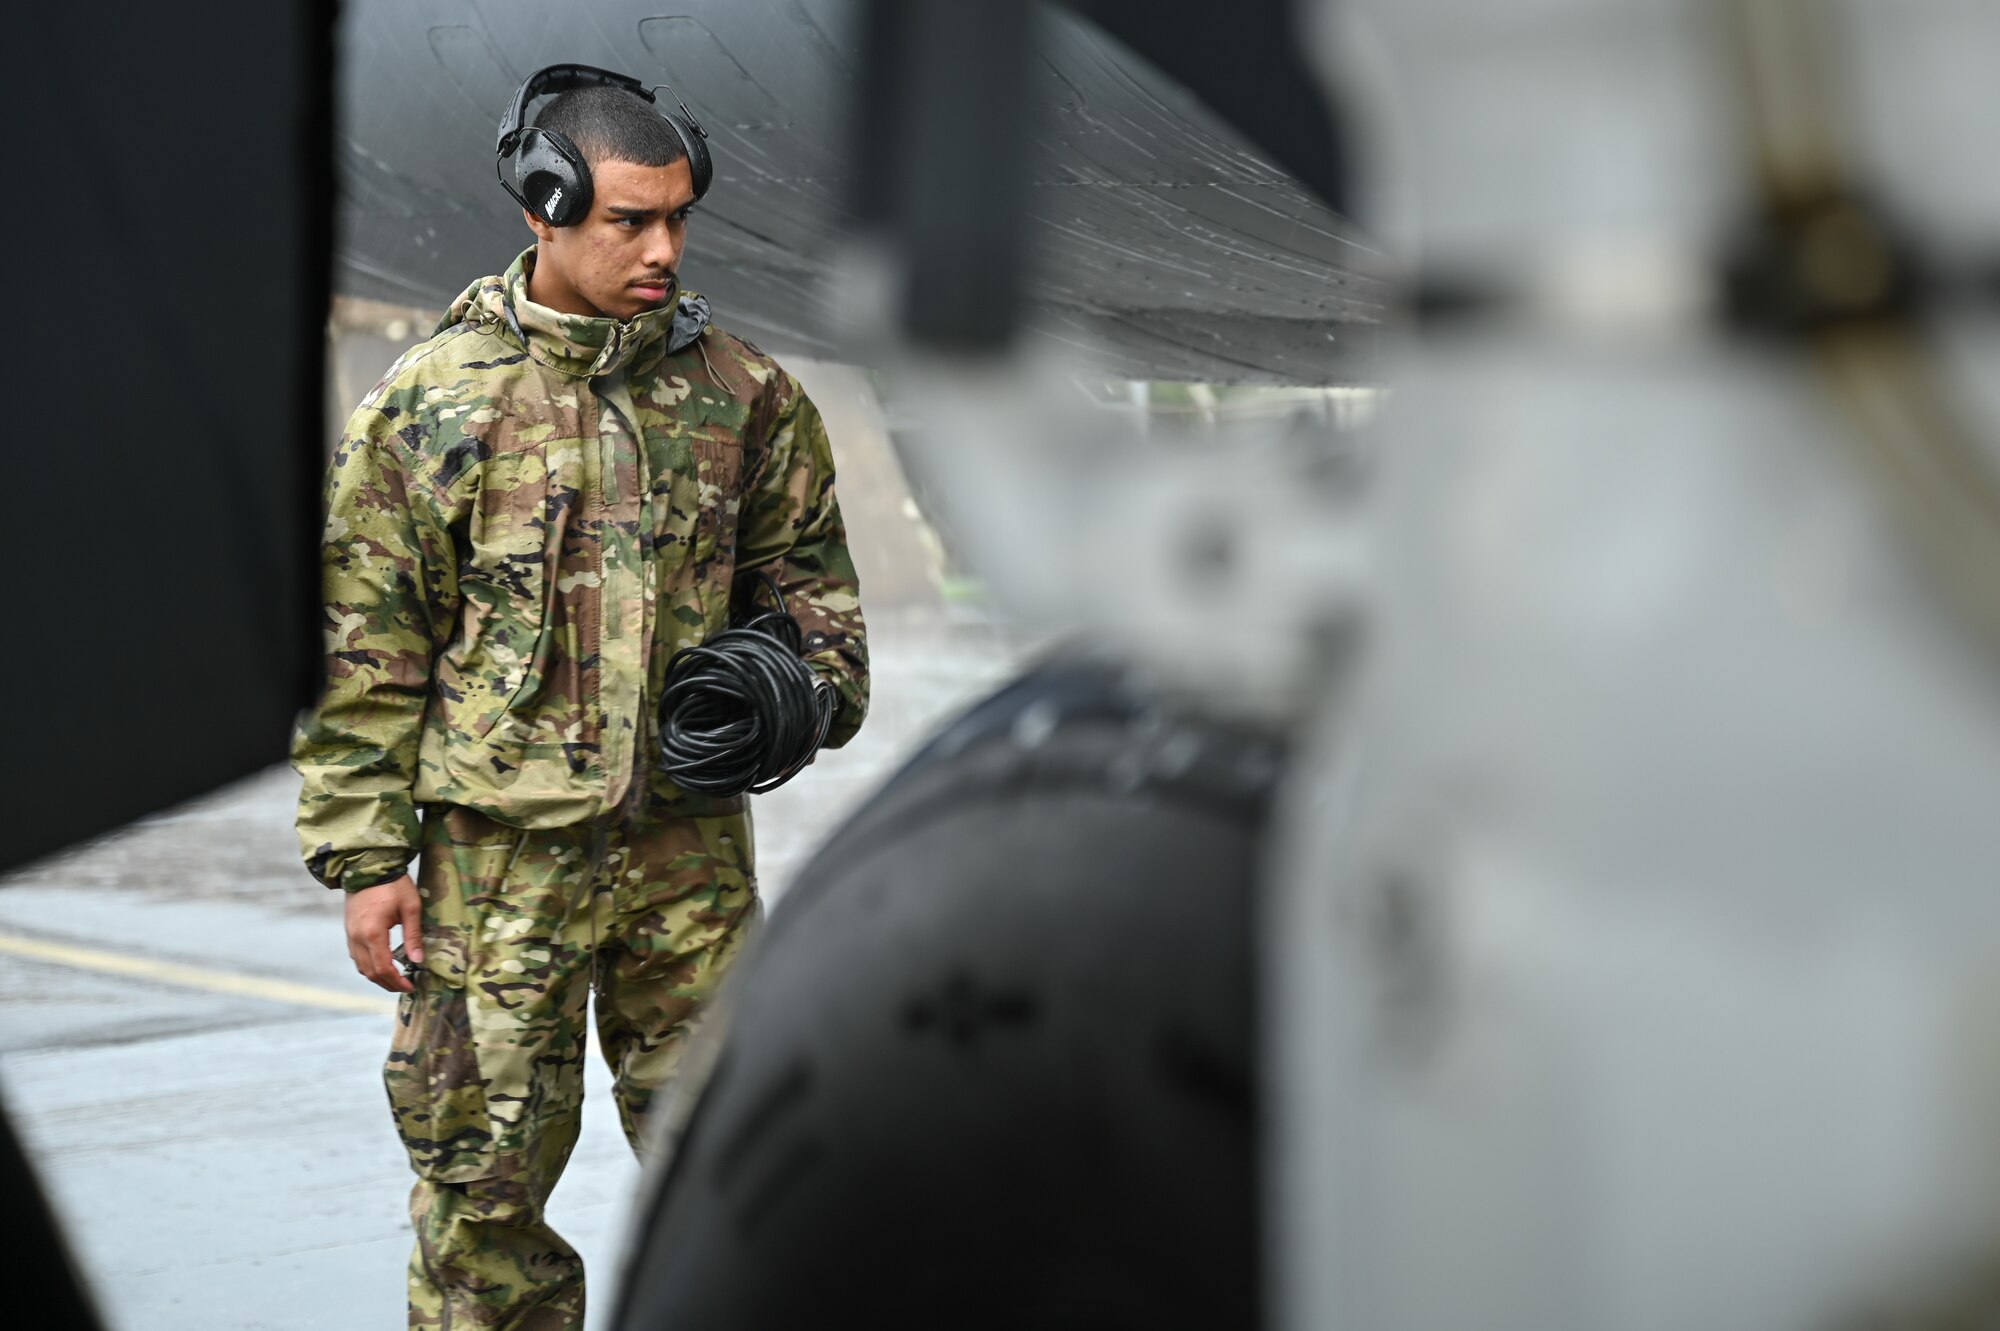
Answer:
516 128 593 226
667 114 713 200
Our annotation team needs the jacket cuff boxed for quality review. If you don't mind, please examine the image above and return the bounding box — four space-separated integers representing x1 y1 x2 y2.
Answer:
339 863 412 893
808 652 869 749
305 846 415 892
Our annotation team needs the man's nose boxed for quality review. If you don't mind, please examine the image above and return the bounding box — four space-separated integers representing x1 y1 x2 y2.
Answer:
643 224 679 272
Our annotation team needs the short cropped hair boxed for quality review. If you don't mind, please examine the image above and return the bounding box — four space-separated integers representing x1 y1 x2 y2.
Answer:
534 85 686 168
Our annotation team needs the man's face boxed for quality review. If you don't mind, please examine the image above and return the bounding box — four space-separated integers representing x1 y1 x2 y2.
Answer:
525 156 696 322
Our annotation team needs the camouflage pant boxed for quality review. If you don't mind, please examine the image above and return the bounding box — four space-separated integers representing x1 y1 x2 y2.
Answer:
387 803 758 1330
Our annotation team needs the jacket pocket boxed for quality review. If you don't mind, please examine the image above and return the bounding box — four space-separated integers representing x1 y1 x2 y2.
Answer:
471 618 555 739
441 600 551 743
468 448 552 593
448 448 555 740
689 434 741 567
383 957 497 1183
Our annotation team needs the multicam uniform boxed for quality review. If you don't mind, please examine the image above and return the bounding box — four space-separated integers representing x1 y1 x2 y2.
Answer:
292 247 867 1329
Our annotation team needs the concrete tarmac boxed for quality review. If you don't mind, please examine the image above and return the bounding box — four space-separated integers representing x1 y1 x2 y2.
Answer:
2 609 1033 1330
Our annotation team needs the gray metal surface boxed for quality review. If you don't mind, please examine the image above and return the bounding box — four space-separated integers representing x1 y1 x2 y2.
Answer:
335 0 1388 385
1266 2 2000 1328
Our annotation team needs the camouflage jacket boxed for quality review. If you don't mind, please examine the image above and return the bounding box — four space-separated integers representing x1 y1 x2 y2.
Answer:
293 248 868 890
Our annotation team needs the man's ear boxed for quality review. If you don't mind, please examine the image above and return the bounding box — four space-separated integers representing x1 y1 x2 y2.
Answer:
523 209 556 245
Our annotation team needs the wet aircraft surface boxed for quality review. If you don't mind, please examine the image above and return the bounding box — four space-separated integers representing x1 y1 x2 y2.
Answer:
336 0 1386 386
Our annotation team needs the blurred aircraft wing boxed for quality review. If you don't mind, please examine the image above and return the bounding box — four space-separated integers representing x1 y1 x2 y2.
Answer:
336 0 1388 385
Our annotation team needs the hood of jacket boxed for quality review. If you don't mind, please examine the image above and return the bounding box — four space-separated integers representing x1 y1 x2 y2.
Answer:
437 246 712 380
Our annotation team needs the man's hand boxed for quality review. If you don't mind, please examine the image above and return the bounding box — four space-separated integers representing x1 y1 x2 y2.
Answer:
345 876 425 994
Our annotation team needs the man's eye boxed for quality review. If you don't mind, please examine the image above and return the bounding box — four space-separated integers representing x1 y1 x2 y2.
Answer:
673 206 695 223
617 217 643 228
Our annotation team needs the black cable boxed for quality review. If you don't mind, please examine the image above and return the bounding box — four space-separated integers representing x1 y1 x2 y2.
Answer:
657 572 838 797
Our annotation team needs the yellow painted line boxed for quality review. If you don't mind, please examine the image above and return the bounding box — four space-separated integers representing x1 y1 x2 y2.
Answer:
0 931 394 1015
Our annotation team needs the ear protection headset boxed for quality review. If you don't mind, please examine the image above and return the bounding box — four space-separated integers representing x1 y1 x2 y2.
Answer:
495 63 712 227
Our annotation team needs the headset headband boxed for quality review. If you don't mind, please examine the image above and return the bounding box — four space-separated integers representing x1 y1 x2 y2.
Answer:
496 64 647 156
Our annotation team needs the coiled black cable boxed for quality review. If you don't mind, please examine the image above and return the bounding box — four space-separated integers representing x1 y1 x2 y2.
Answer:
656 573 838 796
